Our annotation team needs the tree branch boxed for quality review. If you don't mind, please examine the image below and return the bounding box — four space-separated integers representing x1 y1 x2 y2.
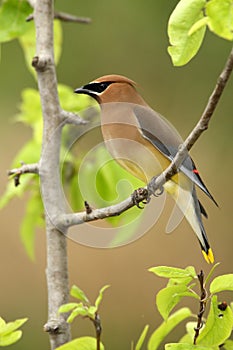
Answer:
8 163 39 186
26 10 91 24
54 11 91 24
55 189 148 229
32 0 71 348
60 110 88 125
194 270 207 345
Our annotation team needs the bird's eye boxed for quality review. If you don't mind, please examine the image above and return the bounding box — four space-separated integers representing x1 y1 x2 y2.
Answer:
83 82 112 94
94 82 112 93
98 82 110 91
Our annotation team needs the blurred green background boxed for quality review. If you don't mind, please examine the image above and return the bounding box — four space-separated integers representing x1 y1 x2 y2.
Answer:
0 1 233 349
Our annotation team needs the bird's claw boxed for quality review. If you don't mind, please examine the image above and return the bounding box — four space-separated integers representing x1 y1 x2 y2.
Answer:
147 176 164 197
131 188 149 209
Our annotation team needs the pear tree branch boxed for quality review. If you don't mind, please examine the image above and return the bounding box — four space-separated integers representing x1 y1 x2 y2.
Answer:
31 0 71 348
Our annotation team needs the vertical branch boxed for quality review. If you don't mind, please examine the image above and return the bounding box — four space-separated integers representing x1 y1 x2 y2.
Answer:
194 270 207 345
32 0 70 348
92 313 102 350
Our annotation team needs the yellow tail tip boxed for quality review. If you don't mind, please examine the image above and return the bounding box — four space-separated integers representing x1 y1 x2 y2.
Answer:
202 248 215 264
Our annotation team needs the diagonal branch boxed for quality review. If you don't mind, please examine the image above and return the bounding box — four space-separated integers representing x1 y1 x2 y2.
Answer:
53 11 91 24
60 110 88 125
149 44 233 194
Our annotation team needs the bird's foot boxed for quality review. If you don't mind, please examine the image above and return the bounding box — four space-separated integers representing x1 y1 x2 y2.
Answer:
131 187 149 209
147 176 164 198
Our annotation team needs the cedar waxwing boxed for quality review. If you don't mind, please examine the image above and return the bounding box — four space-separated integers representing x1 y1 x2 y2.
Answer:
75 74 217 263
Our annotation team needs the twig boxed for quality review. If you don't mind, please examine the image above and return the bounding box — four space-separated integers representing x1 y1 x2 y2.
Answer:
8 163 39 186
91 313 102 350
194 270 208 345
26 11 91 24
55 188 148 229
84 201 93 214
60 110 88 125
54 11 91 24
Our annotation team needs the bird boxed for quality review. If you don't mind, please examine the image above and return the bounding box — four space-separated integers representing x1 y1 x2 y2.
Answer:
74 74 217 263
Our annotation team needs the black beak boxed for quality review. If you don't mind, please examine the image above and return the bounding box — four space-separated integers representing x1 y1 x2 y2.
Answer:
74 86 100 102
74 87 90 94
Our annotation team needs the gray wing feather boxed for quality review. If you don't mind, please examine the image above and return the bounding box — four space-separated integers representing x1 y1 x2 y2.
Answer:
133 105 217 206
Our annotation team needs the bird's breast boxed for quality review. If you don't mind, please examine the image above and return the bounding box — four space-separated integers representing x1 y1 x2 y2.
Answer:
100 104 170 183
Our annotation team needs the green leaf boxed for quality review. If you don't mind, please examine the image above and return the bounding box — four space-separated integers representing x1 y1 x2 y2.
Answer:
197 295 233 346
178 333 192 344
0 317 27 346
87 306 97 319
0 138 40 210
178 322 222 349
0 330 22 346
67 306 89 323
18 21 36 78
149 266 196 287
204 262 221 286
188 17 209 35
59 84 96 113
20 187 44 260
66 171 84 212
210 274 233 294
0 175 29 209
148 308 192 350
0 318 6 329
13 140 41 166
15 88 43 143
135 324 149 350
224 339 233 350
156 285 197 320
0 0 32 43
149 266 196 279
95 285 110 310
206 0 233 41
70 285 89 303
184 321 197 341
165 344 217 350
57 336 104 350
19 20 63 77
0 318 27 336
77 144 144 236
58 303 80 314
168 0 206 66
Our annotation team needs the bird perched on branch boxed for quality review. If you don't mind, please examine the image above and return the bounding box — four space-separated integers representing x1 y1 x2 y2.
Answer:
75 74 217 263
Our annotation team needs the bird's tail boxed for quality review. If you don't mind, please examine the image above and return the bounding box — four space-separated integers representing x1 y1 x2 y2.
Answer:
164 176 214 264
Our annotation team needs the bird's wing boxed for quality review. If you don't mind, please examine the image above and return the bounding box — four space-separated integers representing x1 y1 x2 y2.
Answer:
133 105 218 206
